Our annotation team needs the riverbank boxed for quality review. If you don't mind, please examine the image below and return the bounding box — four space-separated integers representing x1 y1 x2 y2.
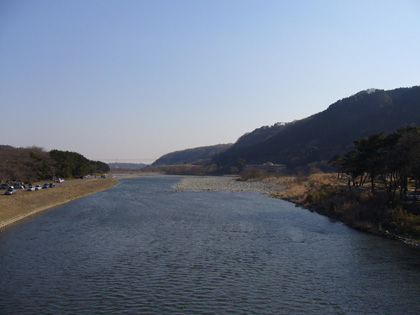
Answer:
177 173 420 249
4 173 419 249
271 173 420 249
0 177 119 231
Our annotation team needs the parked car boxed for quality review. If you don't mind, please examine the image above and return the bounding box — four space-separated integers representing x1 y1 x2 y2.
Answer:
27 185 35 191
13 183 25 190
42 183 50 189
49 183 55 188
35 185 42 190
0 184 11 190
5 188 16 195
406 193 420 200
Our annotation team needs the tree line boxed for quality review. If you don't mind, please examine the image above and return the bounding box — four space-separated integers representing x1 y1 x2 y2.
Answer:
50 150 110 178
0 147 110 183
330 125 420 200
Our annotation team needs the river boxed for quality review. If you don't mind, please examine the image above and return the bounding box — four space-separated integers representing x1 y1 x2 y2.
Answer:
1 176 420 314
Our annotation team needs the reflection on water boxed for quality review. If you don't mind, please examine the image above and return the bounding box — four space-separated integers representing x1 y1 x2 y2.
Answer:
1 176 420 314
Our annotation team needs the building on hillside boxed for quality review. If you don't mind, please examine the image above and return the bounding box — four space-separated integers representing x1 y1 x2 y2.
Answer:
245 162 286 173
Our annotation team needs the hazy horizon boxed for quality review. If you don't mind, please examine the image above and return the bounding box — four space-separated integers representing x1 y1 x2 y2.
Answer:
1 0 419 164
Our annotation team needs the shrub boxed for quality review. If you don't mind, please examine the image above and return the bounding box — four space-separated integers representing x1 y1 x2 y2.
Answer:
390 205 420 226
240 168 270 181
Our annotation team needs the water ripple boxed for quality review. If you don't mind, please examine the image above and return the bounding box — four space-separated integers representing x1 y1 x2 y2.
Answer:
1 177 420 314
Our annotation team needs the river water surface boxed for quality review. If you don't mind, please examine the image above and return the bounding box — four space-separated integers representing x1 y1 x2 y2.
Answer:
1 176 420 314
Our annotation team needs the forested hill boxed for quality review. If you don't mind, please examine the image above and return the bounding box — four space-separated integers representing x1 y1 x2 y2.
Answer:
152 144 233 166
234 122 288 147
0 146 110 182
215 86 420 170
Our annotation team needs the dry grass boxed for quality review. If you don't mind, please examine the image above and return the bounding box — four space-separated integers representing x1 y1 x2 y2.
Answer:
0 177 119 230
268 172 420 242
271 173 338 201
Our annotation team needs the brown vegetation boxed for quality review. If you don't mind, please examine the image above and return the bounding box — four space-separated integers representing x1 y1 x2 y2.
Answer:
0 146 54 183
269 172 420 243
270 173 337 201
240 168 420 245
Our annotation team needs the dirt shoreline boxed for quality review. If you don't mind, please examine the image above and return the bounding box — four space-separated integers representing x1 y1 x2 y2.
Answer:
0 177 119 231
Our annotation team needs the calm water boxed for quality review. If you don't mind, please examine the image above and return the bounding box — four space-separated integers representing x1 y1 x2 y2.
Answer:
1 176 420 314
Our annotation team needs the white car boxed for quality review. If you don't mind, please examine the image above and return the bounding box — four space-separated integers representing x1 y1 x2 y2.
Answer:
5 188 16 195
35 185 42 191
27 185 35 191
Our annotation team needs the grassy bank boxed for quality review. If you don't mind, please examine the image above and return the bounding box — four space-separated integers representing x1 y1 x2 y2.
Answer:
268 172 420 248
0 177 119 231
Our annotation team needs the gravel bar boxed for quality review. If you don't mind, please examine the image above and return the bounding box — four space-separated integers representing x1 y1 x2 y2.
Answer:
176 176 283 196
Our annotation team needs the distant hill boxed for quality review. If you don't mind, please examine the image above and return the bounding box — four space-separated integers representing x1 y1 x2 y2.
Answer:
215 86 420 170
152 144 233 166
108 162 148 170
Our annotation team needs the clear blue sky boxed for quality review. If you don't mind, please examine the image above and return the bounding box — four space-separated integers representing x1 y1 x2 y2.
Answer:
1 0 419 163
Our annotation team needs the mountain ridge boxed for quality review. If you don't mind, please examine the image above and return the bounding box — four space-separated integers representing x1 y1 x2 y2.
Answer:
152 143 233 166
214 86 420 171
